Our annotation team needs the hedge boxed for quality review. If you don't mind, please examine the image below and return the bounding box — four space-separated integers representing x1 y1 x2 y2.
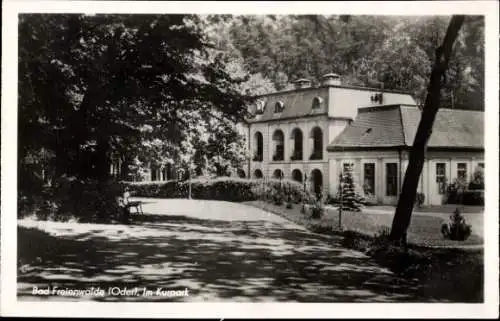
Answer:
19 177 124 223
124 177 315 204
446 189 484 206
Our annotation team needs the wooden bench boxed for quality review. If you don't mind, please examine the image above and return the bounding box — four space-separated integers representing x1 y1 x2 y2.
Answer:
125 200 144 215
117 197 144 215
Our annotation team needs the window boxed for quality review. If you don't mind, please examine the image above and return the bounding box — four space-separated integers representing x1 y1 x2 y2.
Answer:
253 132 263 162
386 163 398 196
254 169 263 179
237 169 246 178
290 128 303 161
310 127 323 160
256 99 266 115
272 130 284 161
363 163 375 196
312 97 323 109
292 169 303 182
343 162 354 173
273 169 284 179
478 162 484 169
457 163 467 182
436 163 447 195
274 101 284 113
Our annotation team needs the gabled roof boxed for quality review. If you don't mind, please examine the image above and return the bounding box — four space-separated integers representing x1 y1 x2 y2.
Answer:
328 105 484 151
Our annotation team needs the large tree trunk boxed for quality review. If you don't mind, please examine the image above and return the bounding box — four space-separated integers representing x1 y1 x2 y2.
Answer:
389 16 465 242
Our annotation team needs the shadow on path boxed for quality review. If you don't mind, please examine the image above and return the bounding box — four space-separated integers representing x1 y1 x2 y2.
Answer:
18 210 427 302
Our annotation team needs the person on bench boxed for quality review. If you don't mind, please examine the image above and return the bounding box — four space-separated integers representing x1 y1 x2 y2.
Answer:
121 187 144 215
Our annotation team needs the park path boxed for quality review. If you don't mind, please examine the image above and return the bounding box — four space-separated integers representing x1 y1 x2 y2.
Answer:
18 198 425 302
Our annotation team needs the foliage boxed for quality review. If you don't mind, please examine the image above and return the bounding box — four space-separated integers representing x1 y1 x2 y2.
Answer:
441 208 472 241
446 178 467 204
18 177 124 223
415 192 426 208
337 167 366 211
462 190 484 206
125 177 315 204
272 188 285 206
446 175 484 206
18 14 252 184
468 166 484 190
309 197 325 219
225 15 484 110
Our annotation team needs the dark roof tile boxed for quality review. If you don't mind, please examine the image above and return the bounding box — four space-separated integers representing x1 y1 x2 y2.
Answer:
328 105 484 150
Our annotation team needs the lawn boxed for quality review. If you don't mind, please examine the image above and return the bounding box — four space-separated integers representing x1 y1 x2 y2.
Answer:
368 204 484 214
245 201 483 248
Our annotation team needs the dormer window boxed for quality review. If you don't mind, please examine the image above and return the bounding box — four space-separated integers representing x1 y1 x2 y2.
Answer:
274 101 284 113
255 99 266 115
312 96 323 109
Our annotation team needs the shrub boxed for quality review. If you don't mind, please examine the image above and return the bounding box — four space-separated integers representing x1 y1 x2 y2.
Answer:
125 177 315 204
325 194 340 205
19 176 124 223
310 197 324 219
446 178 467 204
441 208 472 241
415 193 425 208
272 188 285 206
462 190 484 205
468 166 484 190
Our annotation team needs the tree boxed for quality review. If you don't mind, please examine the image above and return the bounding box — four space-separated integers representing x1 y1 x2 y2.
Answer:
18 14 252 183
389 15 465 243
225 15 483 110
337 166 365 212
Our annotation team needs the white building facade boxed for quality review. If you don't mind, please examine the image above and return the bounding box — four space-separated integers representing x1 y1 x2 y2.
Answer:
243 74 417 197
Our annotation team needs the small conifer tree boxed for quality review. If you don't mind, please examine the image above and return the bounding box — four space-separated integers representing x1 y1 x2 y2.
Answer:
337 165 365 211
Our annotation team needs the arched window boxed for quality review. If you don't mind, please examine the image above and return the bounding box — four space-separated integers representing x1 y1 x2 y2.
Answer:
312 96 323 109
310 127 323 160
272 129 285 161
274 101 284 113
273 169 284 179
253 131 263 162
254 169 263 179
290 128 303 161
237 169 246 178
292 169 303 182
311 169 323 196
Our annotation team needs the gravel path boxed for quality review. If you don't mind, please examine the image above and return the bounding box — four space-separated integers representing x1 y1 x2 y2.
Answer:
18 198 425 302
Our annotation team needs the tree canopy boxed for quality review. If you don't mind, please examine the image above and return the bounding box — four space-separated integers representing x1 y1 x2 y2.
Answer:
224 15 484 109
19 14 254 182
19 14 484 185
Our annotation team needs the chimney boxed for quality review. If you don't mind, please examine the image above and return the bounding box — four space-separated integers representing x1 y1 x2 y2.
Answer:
292 78 312 89
321 73 341 86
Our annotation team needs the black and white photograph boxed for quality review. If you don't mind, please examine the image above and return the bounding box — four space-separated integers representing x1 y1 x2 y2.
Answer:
1 0 499 318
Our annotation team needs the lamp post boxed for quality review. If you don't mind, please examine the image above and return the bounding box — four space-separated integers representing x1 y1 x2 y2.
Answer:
301 173 307 214
177 168 186 198
338 172 343 231
188 169 192 199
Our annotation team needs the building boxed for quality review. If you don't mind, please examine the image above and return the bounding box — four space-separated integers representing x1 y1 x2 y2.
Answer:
244 73 415 196
327 105 484 205
243 73 484 205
